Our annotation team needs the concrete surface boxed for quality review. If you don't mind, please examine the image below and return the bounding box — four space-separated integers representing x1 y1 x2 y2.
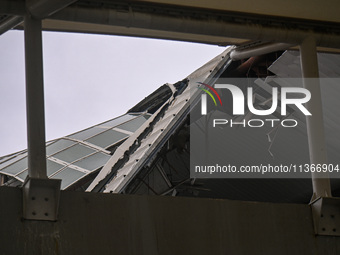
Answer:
0 186 339 255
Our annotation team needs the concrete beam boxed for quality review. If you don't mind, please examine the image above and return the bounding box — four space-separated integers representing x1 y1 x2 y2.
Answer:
45 5 340 49
133 0 340 24
41 19 248 46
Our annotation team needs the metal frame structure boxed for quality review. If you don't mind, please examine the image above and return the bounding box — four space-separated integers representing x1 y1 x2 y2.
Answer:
0 113 150 188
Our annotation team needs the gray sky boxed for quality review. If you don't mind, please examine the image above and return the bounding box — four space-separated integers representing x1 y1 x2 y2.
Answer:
0 30 224 156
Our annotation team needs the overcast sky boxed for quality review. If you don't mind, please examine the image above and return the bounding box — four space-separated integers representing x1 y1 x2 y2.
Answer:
0 30 224 156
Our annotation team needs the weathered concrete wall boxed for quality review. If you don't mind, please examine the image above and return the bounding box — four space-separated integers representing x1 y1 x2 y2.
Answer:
0 186 339 255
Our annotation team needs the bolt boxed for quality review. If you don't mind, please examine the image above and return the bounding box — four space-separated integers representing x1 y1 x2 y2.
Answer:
44 213 49 217
333 228 337 232
31 196 35 201
32 211 36 216
44 197 49 202
322 228 326 231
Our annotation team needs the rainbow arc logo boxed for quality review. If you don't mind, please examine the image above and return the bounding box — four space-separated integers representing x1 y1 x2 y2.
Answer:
197 82 222 106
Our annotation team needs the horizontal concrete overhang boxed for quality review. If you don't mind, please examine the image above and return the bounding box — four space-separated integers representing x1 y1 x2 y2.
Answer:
133 0 340 24
1 0 340 52
41 19 249 46
3 0 340 23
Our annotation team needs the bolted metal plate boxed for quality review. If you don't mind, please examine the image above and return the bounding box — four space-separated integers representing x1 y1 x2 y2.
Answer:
22 178 61 221
311 197 340 236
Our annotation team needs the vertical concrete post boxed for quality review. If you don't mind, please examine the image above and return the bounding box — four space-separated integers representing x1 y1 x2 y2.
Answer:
299 36 331 199
24 14 47 179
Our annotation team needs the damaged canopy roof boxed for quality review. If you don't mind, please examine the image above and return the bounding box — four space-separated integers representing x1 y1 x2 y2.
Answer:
1 46 340 203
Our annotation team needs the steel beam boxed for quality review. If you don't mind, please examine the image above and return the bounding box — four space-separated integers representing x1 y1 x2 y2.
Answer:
299 36 332 199
24 15 47 179
26 0 77 19
0 15 23 35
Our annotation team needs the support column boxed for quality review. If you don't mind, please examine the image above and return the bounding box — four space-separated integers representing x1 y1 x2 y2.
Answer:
299 36 331 199
24 14 47 179
23 14 61 221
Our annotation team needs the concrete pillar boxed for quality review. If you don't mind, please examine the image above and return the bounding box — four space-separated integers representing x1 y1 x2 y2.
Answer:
299 36 331 199
24 15 47 179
